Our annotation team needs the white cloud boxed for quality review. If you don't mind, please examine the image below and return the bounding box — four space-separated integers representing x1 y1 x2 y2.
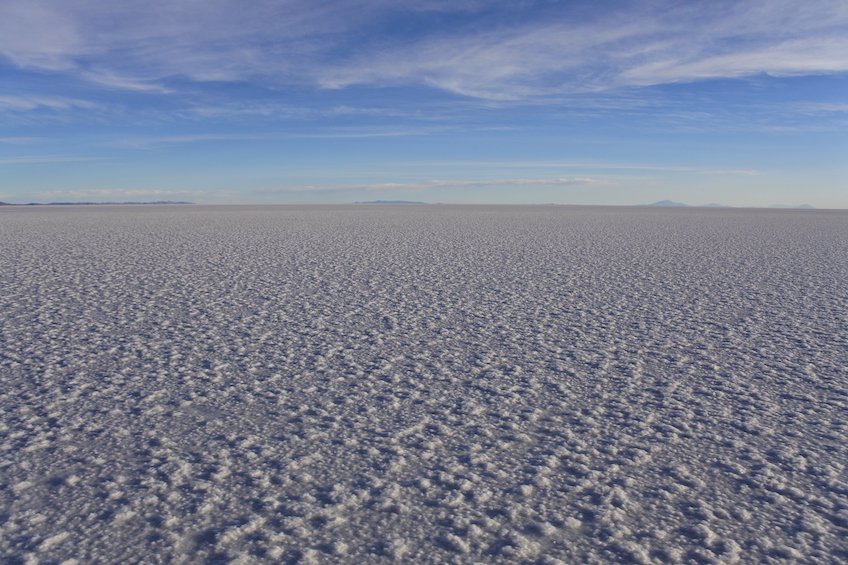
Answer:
259 177 607 193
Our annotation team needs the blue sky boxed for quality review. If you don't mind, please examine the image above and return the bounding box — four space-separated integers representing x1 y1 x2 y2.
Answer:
1 0 847 207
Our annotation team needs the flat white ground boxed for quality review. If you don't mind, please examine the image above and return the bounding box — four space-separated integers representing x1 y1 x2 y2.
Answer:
1 205 847 565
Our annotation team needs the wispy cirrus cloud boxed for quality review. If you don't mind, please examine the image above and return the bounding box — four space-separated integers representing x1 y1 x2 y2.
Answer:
259 177 607 193
1 0 846 101
322 1 848 99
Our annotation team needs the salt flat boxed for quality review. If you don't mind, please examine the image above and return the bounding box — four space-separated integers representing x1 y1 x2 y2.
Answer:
1 204 847 565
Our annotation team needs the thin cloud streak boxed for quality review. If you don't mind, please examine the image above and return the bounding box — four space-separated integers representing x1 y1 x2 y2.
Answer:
116 126 469 148
80 70 172 93
0 137 43 144
699 170 762 176
0 155 108 164
0 188 234 201
114 133 273 149
0 95 99 112
405 161 750 173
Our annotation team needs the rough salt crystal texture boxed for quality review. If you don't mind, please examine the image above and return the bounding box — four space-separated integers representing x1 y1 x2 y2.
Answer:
1 204 847 564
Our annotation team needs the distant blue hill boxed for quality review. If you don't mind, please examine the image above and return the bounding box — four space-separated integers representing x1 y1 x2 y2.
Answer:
642 200 689 207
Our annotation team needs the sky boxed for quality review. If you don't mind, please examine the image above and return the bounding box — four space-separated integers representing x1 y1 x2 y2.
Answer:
1 0 847 207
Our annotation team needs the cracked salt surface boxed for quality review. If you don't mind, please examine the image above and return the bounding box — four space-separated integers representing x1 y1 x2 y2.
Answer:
1 204 847 564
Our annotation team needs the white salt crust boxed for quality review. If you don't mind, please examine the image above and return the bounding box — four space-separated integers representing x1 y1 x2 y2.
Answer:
1 204 847 564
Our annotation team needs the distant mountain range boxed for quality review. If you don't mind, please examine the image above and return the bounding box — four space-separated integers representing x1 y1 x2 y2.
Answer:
642 200 815 209
0 199 819 209
0 201 194 206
